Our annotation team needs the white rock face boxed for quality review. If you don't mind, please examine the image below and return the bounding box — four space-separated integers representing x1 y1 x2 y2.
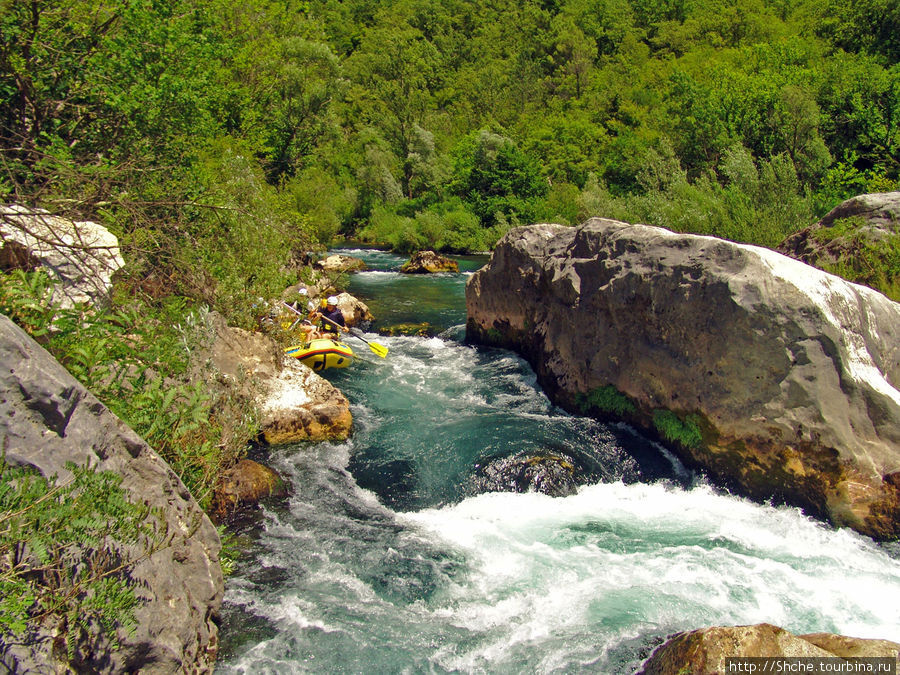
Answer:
0 204 125 307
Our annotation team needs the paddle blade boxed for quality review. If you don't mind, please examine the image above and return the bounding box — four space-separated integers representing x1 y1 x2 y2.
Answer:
368 341 389 358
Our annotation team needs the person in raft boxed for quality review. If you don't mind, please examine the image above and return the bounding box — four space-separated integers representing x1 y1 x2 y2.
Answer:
316 296 349 339
293 288 321 343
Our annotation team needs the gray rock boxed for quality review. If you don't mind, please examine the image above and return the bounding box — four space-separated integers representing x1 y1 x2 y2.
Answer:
314 253 367 273
466 219 900 539
469 452 581 497
0 205 125 308
0 315 223 673
199 311 353 444
777 192 900 297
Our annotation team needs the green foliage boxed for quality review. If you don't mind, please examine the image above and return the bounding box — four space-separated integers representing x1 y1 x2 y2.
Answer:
255 38 342 182
652 410 704 448
576 385 637 416
0 268 58 337
577 142 815 246
359 200 502 253
813 218 900 301
0 270 253 509
816 0 900 62
451 131 549 227
217 526 240 578
284 167 357 244
0 457 168 659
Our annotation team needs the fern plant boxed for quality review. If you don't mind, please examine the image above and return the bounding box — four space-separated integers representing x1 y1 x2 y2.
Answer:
652 410 704 449
0 457 169 660
576 385 637 416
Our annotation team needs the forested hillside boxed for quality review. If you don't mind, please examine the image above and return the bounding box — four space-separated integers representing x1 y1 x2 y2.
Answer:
4 0 899 265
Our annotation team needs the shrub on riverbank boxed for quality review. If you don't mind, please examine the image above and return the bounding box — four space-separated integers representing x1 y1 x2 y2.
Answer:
0 270 253 508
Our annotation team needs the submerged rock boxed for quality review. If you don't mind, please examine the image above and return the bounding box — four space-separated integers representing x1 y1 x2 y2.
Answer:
381 322 433 336
470 452 581 497
212 459 287 520
638 624 900 675
466 219 900 539
0 315 222 673
400 250 459 274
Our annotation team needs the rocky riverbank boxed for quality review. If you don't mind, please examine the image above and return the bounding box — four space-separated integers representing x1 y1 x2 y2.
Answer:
639 624 900 674
466 218 900 540
0 315 223 673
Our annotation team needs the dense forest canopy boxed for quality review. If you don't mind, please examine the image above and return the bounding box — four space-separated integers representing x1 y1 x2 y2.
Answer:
3 0 898 270
1 0 899 404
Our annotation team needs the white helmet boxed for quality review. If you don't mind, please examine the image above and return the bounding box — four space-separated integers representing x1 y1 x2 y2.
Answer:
327 296 338 305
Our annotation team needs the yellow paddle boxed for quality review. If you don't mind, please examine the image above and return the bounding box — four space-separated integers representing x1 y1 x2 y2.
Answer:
281 301 389 358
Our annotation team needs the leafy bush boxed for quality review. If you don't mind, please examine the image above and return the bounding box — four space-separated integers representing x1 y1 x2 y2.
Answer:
577 143 815 246
359 201 500 253
813 218 900 301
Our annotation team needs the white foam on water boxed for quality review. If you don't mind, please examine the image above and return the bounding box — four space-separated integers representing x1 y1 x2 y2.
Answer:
353 270 404 280
400 481 900 670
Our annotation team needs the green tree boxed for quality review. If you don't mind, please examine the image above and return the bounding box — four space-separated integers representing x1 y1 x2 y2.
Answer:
816 0 900 63
817 54 900 178
451 130 548 226
257 38 341 181
545 14 597 100
772 84 832 182
0 0 121 196
344 22 441 198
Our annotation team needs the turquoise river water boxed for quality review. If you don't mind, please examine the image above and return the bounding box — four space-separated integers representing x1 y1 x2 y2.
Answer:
217 248 900 674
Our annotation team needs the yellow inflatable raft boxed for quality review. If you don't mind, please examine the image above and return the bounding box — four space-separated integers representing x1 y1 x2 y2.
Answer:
285 338 355 371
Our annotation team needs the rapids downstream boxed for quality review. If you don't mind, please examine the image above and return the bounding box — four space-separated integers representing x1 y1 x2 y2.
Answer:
217 249 900 674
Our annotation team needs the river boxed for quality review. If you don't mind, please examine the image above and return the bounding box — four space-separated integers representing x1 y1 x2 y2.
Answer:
216 248 900 674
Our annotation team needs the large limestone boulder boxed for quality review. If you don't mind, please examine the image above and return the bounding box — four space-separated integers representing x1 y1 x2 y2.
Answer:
257 356 353 443
466 219 900 539
202 312 352 444
0 205 125 308
333 291 374 327
0 314 223 673
314 253 367 273
638 624 900 675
